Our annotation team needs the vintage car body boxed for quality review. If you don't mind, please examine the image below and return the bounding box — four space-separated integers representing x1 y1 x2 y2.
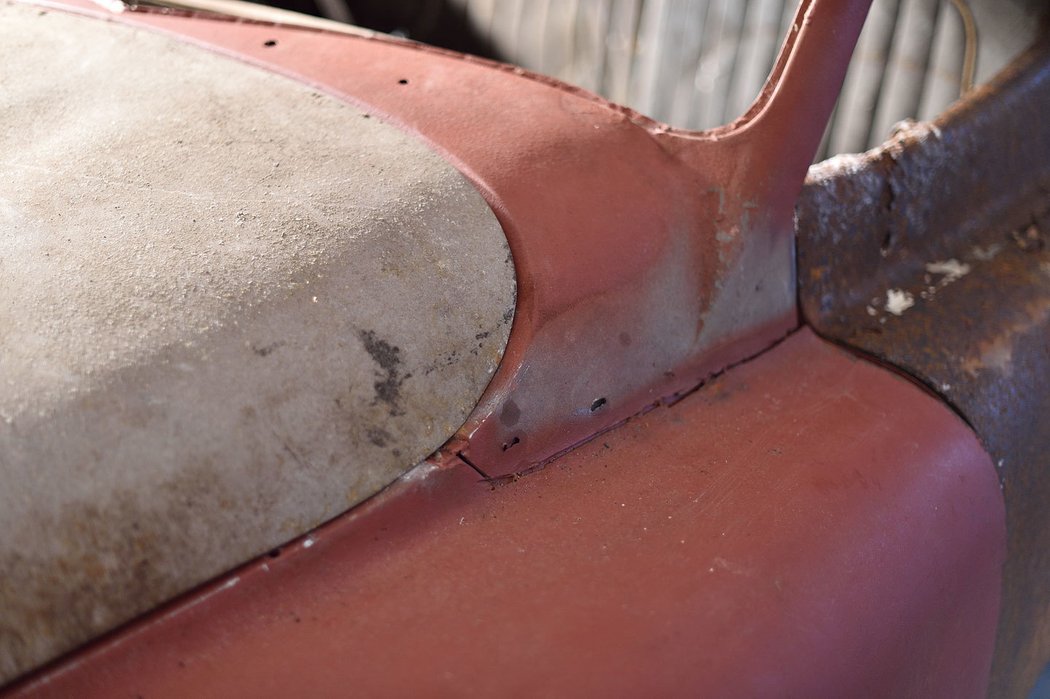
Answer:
0 0 1046 695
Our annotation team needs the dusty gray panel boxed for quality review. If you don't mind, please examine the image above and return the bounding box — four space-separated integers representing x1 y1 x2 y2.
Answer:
0 3 515 682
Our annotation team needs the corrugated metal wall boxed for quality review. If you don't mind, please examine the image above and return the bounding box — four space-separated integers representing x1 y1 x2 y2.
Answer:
443 0 1038 155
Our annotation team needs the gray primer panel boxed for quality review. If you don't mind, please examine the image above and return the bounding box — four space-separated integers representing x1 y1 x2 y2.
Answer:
0 3 515 682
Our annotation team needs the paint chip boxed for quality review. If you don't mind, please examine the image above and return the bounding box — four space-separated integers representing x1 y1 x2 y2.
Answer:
925 259 971 284
885 289 915 315
972 244 1002 261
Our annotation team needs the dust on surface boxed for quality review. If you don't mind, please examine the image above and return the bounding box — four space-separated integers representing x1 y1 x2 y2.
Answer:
0 3 516 683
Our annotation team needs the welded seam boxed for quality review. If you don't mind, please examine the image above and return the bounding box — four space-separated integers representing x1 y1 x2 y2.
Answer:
473 325 800 487
455 451 491 480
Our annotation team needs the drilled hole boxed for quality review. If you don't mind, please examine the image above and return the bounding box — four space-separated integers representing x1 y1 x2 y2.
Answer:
590 397 607 412
263 39 278 47
397 78 409 85
501 436 520 452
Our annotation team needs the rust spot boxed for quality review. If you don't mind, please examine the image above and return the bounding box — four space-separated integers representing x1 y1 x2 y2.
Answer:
961 297 1050 378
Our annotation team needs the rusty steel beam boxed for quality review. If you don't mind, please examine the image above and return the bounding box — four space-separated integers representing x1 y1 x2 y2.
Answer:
798 34 1050 698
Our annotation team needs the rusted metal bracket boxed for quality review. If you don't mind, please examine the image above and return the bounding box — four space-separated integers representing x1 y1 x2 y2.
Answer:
798 35 1050 699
